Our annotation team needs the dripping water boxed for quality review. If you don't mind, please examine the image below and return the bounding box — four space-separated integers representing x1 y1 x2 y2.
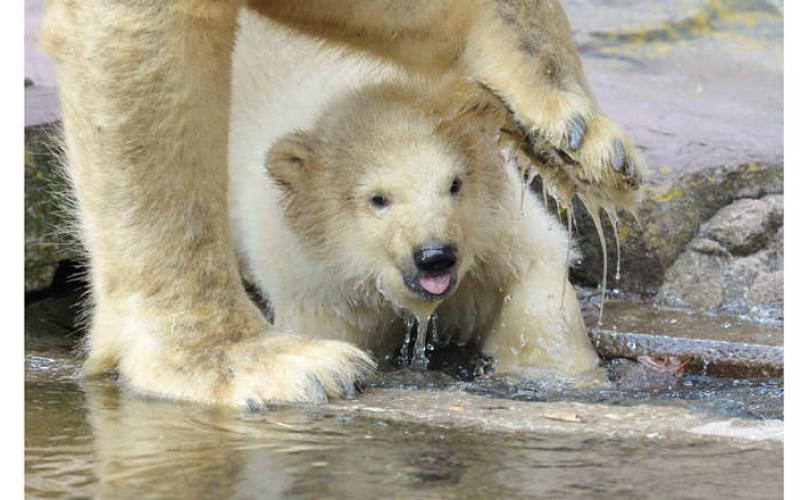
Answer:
610 213 622 284
411 314 430 370
400 315 414 364
579 195 608 327
541 176 550 211
559 205 573 311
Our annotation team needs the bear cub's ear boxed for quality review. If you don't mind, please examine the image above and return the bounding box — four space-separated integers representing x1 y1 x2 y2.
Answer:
266 130 318 193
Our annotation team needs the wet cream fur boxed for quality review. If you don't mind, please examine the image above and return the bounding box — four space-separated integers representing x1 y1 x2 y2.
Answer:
230 12 602 380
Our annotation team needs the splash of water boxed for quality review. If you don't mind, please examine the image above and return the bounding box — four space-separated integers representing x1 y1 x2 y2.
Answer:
400 315 414 364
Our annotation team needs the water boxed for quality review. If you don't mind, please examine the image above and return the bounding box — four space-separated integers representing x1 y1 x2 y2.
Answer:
25 378 782 499
580 196 610 327
25 331 782 499
583 298 783 347
412 314 430 370
399 313 431 370
399 316 414 362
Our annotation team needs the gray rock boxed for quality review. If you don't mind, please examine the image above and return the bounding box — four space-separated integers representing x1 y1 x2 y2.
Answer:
657 195 783 318
701 196 782 256
564 0 782 296
571 162 783 295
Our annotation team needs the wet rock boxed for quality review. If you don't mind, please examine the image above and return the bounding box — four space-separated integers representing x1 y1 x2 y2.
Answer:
330 388 783 443
25 285 84 345
700 196 782 256
608 355 687 391
571 163 783 295
25 125 77 293
563 1 782 296
657 195 783 318
588 328 783 379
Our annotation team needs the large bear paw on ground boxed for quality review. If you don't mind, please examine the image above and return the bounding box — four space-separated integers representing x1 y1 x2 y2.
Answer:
224 336 376 408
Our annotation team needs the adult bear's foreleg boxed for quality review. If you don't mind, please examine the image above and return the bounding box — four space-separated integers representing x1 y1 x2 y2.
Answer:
42 0 373 406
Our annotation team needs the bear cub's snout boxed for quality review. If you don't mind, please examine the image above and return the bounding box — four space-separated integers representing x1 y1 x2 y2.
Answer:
413 243 458 274
408 243 459 299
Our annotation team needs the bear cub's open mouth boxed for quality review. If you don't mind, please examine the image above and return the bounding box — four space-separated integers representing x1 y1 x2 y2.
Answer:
404 242 459 301
404 272 457 301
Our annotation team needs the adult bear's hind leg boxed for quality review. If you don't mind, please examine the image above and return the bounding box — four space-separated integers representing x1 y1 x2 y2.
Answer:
41 0 372 406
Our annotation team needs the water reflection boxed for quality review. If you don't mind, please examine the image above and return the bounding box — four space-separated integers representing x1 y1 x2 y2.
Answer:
25 373 783 499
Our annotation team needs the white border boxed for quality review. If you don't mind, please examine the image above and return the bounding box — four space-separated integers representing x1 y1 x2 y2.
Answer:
2 0 25 498
783 0 795 497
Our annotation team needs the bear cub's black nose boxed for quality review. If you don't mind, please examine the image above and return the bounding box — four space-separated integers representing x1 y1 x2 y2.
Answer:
414 244 458 273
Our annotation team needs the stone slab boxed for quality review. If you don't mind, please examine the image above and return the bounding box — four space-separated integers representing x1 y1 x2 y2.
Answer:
330 388 783 444
589 327 782 378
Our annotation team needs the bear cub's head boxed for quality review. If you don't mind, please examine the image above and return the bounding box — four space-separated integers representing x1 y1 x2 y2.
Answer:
266 84 501 312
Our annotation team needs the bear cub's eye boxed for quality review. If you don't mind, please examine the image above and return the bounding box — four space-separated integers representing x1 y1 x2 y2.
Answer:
369 193 390 210
450 177 462 196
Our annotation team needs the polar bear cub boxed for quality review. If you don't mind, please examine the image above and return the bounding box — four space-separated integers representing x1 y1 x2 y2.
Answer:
230 74 603 381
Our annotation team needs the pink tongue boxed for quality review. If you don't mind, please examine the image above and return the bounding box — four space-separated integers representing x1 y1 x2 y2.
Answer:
418 274 451 295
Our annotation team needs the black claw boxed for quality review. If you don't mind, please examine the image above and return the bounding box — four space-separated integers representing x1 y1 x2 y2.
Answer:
308 375 328 403
567 115 586 150
623 158 637 176
246 398 263 412
611 139 625 171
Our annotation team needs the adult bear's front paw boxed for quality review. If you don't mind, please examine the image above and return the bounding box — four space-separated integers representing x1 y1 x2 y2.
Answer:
461 0 645 207
515 98 645 198
224 335 375 408
484 84 644 209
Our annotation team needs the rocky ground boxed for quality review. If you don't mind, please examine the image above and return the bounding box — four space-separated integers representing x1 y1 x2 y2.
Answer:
563 0 783 318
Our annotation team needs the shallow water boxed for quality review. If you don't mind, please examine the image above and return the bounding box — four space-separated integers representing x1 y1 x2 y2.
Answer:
25 334 782 499
25 380 783 499
584 298 783 346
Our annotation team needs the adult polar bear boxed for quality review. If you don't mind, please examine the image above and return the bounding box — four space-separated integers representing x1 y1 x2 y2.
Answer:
42 0 642 407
